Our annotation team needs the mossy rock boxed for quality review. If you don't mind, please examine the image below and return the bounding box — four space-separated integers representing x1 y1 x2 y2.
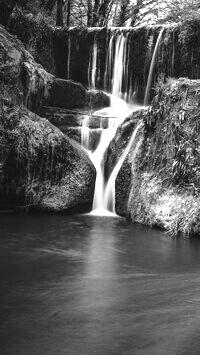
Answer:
0 106 96 212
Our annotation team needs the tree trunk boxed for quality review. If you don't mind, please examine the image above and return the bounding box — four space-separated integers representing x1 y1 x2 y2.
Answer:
44 0 57 12
92 0 100 26
130 0 143 27
66 0 71 26
56 0 63 26
87 0 93 26
98 0 112 26
0 0 18 26
118 0 130 26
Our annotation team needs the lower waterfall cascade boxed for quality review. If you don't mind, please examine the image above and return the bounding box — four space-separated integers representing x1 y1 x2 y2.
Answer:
81 99 143 215
83 28 166 215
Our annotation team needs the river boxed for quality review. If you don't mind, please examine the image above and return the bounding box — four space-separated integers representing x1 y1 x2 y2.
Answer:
1 213 200 354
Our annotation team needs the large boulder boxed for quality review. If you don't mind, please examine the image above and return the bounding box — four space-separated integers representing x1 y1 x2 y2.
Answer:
45 78 110 110
0 106 96 212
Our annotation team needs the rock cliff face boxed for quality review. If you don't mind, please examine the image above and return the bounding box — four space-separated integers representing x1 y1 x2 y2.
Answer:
126 78 200 237
104 112 144 216
0 24 96 212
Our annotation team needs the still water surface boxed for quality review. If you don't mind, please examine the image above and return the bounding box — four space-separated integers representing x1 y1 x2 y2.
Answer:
1 213 200 355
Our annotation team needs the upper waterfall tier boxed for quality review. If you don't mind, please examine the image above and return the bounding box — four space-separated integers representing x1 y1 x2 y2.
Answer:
9 12 200 104
52 23 200 104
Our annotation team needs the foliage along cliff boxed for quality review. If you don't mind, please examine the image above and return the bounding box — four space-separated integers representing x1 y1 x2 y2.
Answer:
126 78 200 237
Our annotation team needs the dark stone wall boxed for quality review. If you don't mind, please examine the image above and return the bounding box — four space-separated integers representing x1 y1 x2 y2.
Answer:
54 27 107 89
7 11 200 104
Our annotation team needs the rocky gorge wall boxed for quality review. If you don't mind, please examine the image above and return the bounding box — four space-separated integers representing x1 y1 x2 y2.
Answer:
0 24 103 213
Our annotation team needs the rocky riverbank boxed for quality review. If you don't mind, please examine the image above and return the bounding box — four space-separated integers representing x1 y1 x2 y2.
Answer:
0 24 99 212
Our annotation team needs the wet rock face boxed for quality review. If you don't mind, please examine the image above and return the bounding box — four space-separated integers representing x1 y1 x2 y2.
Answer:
0 106 96 213
115 159 132 217
46 79 88 109
104 114 138 182
41 107 107 150
0 25 96 213
45 78 110 110
54 27 107 89
104 111 145 216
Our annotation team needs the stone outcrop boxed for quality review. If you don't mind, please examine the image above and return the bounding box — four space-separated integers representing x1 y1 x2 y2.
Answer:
0 106 96 212
41 106 108 150
0 24 96 212
105 111 145 216
127 78 200 237
45 78 110 109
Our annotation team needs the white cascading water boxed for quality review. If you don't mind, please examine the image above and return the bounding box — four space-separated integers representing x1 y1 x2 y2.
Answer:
81 115 90 151
88 37 98 90
104 31 132 101
81 28 165 214
104 34 115 92
81 30 143 215
112 34 127 98
144 28 164 105
67 33 71 79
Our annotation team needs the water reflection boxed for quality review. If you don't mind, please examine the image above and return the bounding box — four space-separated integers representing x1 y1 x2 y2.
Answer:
1 214 200 354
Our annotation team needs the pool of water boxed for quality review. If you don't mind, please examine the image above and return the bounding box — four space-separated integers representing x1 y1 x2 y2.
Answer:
1 213 200 354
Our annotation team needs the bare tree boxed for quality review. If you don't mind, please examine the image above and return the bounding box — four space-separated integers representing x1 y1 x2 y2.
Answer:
87 0 93 25
56 0 64 26
44 0 57 12
66 0 71 26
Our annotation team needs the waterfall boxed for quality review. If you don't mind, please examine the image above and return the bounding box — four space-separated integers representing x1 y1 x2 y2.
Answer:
104 120 143 212
91 102 130 212
81 28 146 215
88 37 98 90
81 29 149 215
144 28 164 105
104 34 115 92
67 33 71 79
112 34 127 98
64 26 177 106
81 115 90 150
104 30 132 103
